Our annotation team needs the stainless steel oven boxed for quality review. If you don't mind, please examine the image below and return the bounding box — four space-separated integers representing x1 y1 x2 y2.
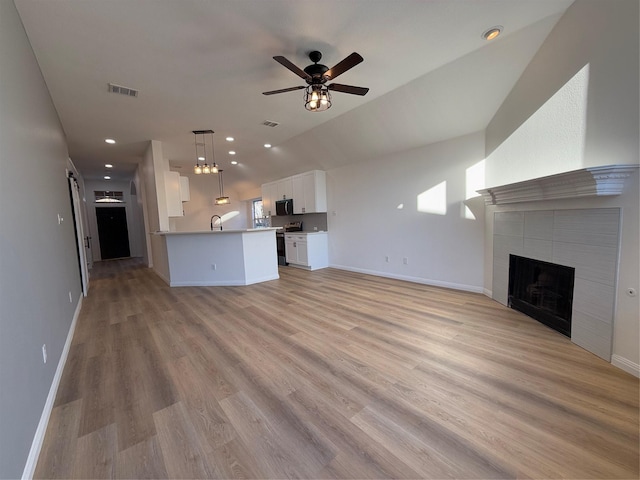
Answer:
276 231 287 265
276 222 302 266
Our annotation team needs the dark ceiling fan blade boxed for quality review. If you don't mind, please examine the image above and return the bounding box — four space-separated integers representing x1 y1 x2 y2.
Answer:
262 85 306 95
273 56 311 81
324 52 364 80
328 83 369 96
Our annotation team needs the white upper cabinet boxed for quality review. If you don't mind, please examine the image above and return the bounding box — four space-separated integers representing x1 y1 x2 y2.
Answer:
165 171 183 217
262 170 326 216
292 170 327 214
261 181 277 216
179 176 190 202
276 177 293 201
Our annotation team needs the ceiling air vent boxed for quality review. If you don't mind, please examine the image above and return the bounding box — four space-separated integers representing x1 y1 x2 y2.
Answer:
108 83 139 98
262 120 279 128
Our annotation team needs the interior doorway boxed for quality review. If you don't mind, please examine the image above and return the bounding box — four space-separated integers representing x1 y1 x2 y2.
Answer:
96 207 131 260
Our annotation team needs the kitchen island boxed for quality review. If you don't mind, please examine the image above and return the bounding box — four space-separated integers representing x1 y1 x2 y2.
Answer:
156 228 279 286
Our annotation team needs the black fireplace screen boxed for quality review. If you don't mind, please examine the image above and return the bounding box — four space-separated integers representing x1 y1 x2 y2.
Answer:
508 255 575 337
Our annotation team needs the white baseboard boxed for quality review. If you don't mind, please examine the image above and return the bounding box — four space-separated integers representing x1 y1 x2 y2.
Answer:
329 264 484 293
611 354 640 378
22 297 83 480
483 288 493 297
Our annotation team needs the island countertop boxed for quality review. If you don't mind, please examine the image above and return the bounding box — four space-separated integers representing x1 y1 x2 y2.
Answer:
156 228 279 235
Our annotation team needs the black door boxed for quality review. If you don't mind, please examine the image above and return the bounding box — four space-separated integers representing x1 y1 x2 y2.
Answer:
96 207 130 260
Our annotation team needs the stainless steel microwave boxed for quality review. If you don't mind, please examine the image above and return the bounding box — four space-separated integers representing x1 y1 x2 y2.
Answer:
275 198 293 216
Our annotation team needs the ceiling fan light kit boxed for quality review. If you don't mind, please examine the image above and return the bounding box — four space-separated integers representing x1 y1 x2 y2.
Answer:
263 50 369 112
305 85 331 112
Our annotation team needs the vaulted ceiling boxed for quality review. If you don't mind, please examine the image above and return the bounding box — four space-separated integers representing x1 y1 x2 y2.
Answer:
14 0 574 194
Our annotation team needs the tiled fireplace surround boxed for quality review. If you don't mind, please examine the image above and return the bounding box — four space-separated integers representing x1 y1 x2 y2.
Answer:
481 165 638 362
492 208 619 360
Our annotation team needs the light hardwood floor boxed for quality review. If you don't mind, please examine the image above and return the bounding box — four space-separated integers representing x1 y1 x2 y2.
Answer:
35 259 639 479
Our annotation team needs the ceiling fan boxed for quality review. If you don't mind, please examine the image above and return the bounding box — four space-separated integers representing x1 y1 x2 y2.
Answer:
263 51 369 111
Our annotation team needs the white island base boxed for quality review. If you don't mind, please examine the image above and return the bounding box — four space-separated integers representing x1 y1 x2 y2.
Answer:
158 229 279 286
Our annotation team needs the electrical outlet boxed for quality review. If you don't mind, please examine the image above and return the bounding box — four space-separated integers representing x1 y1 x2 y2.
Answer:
403 257 408 265
313 226 318 231
211 264 217 270
57 213 63 224
42 344 47 364
385 256 390 263
68 291 72 303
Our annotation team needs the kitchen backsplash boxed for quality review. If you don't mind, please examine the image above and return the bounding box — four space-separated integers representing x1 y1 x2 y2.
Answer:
270 212 328 232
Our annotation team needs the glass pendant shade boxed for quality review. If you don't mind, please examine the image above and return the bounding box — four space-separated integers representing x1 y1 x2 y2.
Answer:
305 85 331 112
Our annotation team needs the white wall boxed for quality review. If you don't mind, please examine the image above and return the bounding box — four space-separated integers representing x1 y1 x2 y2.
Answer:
140 140 171 281
486 0 639 171
129 177 147 263
168 172 250 232
328 131 486 292
484 0 639 370
0 2 83 477
134 165 151 266
84 180 145 262
485 65 590 186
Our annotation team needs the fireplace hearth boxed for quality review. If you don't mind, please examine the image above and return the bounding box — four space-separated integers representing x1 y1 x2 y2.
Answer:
508 255 575 337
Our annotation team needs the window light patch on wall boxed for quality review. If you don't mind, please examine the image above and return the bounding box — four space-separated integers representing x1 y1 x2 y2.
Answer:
464 160 485 219
417 181 447 215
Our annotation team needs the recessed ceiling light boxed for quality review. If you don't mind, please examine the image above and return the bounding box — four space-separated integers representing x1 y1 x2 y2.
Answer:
104 175 111 180
226 137 234 142
198 156 205 161
264 143 272 148
231 160 238 165
229 151 236 155
105 138 116 144
482 26 503 41
105 163 113 168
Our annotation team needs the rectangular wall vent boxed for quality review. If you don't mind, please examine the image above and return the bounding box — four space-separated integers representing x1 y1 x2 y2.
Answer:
108 83 139 97
262 120 279 127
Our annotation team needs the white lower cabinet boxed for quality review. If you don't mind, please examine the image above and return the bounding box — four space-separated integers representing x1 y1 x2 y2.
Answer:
284 232 328 270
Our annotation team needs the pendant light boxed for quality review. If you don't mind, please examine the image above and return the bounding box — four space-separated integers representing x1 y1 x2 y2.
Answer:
215 169 230 205
193 130 218 174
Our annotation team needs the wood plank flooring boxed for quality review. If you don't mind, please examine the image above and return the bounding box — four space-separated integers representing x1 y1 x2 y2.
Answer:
35 258 639 479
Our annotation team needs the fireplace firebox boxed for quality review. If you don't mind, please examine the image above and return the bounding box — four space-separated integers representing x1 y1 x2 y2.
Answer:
508 255 575 337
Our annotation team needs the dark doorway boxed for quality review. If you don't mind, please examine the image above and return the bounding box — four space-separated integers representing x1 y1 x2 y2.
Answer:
96 207 130 260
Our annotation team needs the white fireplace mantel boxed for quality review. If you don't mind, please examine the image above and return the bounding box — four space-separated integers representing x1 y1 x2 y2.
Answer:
478 164 639 205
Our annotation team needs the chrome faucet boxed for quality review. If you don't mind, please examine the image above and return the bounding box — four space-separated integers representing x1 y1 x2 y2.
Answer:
210 215 222 231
